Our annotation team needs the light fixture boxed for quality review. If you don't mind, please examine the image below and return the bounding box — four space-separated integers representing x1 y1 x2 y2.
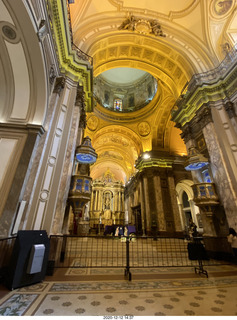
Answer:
184 146 209 171
143 153 150 160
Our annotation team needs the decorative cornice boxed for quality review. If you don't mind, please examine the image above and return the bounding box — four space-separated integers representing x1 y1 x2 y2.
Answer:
48 0 93 112
172 44 237 128
0 123 45 136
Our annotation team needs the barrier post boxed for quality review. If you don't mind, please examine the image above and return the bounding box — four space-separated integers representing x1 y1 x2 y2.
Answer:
124 236 132 281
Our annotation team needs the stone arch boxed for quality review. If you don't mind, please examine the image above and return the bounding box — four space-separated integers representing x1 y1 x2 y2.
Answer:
176 179 202 232
0 1 48 126
90 125 143 183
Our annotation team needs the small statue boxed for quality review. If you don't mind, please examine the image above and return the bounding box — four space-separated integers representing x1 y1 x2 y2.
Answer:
118 15 138 31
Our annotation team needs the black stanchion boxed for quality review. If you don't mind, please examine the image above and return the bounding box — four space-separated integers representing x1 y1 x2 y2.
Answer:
124 236 132 281
187 236 209 278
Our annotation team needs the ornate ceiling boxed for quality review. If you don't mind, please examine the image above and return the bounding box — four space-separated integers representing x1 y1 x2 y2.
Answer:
69 0 237 184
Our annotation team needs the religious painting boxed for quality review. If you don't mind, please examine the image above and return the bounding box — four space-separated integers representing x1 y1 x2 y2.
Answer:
213 0 233 15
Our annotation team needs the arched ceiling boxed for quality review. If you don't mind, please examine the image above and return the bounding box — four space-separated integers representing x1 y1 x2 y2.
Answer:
0 0 48 128
69 0 237 184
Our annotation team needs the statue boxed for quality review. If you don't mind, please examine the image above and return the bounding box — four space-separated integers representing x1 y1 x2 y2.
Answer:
118 15 137 31
105 196 111 209
104 209 111 220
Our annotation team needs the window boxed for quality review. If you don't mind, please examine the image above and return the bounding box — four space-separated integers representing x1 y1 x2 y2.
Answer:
114 99 123 111
84 179 90 192
76 179 83 191
202 169 212 183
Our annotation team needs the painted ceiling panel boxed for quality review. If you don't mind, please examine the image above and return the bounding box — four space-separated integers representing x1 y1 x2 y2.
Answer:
72 0 237 184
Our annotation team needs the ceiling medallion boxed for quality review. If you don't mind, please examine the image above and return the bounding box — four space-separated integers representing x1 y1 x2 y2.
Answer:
118 15 166 37
138 121 151 136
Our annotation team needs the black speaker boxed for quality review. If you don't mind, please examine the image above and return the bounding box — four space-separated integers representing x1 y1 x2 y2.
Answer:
6 230 50 290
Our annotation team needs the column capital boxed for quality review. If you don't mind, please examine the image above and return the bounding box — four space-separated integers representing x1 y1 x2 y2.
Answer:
196 104 213 130
53 76 65 95
181 125 193 143
224 101 236 119
76 85 87 129
181 104 213 143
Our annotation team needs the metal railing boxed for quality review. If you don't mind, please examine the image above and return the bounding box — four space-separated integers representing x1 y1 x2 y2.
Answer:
51 235 228 272
0 237 16 279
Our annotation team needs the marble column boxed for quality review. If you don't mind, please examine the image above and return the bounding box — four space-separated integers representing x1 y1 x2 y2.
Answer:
95 190 98 211
98 189 102 211
114 192 118 212
90 190 94 212
153 175 165 231
216 103 237 165
122 190 125 212
143 175 151 232
19 86 61 232
168 174 182 231
203 120 237 227
224 101 237 135
51 103 80 234
118 191 121 212
139 179 146 235
128 194 133 224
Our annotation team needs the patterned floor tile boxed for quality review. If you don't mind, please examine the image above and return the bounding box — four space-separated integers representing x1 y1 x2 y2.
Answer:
0 294 38 316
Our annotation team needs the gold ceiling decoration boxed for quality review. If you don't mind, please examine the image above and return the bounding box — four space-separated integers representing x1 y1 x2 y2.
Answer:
68 0 237 184
137 122 151 137
118 14 166 37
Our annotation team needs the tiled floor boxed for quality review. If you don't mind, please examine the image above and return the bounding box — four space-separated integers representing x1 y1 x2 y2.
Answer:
0 264 237 316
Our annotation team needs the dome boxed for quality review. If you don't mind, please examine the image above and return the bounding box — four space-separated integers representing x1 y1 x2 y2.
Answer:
93 67 157 112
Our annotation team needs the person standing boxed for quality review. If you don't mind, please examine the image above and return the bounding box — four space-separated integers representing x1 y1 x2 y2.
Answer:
227 228 237 259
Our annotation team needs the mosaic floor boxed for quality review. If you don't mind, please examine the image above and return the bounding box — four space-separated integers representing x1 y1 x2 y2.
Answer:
0 265 237 317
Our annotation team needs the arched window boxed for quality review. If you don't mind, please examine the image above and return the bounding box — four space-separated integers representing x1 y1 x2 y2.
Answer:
182 191 192 225
202 169 212 183
182 191 190 208
114 99 123 111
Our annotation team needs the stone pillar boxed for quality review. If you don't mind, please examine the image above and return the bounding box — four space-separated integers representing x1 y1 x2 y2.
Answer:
24 78 82 234
114 192 118 212
168 174 182 232
51 101 80 234
118 191 121 212
90 190 94 212
224 101 237 135
122 190 125 212
196 105 237 228
203 120 237 227
160 175 175 233
98 189 102 211
143 175 151 232
139 179 146 235
153 174 165 231
216 102 237 165
128 194 133 224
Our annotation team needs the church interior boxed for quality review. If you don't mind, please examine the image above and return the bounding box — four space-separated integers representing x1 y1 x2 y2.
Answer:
0 0 237 316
